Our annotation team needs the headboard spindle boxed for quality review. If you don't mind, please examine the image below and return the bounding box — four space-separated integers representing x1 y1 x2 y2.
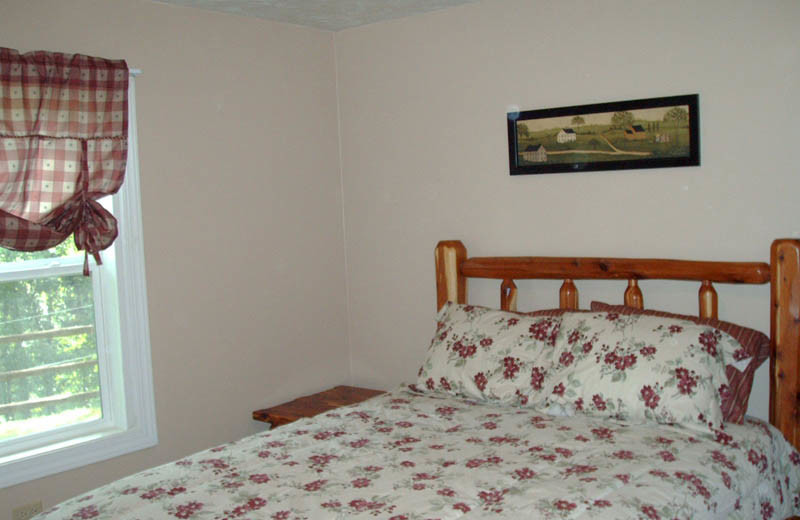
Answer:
559 279 578 309
500 279 518 312
699 280 718 319
624 279 644 309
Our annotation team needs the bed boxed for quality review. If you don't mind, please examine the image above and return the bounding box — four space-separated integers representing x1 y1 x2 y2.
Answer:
35 239 800 519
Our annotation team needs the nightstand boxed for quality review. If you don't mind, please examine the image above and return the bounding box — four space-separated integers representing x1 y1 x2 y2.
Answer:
252 385 385 428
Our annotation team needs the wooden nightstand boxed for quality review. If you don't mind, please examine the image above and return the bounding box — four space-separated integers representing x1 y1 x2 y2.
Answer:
252 385 385 428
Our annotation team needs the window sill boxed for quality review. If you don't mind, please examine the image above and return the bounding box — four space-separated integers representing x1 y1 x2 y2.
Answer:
0 420 157 488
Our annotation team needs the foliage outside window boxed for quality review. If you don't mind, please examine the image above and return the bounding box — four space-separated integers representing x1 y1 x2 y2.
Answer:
0 242 102 443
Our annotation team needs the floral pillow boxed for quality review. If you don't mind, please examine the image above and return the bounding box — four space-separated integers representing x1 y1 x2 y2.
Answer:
416 302 563 406
536 311 740 434
590 301 769 424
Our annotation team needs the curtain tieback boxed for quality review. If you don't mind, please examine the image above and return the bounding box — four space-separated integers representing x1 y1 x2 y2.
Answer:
42 196 119 275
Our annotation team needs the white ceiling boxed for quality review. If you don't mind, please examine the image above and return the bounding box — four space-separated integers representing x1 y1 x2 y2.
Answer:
154 0 481 31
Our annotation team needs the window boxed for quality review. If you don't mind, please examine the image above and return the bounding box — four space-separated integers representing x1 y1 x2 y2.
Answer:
0 74 156 488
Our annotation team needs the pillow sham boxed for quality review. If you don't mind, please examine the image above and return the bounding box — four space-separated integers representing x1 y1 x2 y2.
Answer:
416 302 563 406
590 301 769 424
537 311 738 434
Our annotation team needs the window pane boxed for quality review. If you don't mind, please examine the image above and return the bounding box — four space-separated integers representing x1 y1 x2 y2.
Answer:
0 273 101 442
0 241 81 263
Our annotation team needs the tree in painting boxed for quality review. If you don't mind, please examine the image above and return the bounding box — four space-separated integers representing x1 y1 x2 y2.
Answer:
663 106 689 125
610 111 635 129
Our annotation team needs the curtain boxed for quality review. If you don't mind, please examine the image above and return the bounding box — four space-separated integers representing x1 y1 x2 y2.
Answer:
0 47 128 274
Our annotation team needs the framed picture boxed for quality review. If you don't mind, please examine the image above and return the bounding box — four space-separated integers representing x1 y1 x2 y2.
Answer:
507 94 699 175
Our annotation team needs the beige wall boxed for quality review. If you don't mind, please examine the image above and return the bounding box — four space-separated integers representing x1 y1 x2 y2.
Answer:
336 0 800 416
1 0 349 510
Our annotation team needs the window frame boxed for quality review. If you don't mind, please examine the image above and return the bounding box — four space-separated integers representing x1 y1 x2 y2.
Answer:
0 73 157 488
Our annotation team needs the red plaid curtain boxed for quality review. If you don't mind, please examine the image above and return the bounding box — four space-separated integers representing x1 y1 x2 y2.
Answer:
0 47 128 274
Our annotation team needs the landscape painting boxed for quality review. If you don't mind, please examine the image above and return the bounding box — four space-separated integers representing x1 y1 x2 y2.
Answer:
508 94 699 175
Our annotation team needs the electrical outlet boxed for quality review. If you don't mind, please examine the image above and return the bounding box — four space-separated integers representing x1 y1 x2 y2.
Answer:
11 501 43 520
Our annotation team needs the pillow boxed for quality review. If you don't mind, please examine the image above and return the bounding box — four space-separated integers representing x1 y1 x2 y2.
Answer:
537 311 738 434
590 301 770 424
416 302 563 406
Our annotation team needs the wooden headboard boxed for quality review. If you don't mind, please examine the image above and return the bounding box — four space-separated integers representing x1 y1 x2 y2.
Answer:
434 239 800 450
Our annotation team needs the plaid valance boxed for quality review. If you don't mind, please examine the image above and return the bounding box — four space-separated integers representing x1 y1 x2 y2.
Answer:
0 47 128 273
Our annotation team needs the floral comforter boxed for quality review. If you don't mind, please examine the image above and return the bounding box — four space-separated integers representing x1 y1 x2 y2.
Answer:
38 387 800 519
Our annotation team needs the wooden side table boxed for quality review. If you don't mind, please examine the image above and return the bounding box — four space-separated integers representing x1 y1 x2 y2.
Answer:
252 385 385 428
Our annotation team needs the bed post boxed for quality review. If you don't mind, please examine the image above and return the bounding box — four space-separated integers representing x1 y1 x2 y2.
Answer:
435 240 467 311
770 239 800 450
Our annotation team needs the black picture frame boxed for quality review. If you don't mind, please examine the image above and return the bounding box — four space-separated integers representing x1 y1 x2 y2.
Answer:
507 94 699 175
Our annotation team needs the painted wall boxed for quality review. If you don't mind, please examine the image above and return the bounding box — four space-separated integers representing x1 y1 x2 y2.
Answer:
0 0 349 510
336 0 800 418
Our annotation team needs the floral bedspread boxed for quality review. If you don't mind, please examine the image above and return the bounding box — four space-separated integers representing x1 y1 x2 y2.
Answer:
38 387 800 519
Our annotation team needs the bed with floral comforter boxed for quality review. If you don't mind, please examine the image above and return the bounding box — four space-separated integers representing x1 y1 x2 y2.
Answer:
38 386 800 520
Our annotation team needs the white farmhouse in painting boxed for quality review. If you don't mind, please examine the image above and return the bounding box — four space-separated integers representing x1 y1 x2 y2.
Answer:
556 128 577 143
521 144 547 162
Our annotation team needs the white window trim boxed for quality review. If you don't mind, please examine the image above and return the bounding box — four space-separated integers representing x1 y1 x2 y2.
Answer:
0 72 157 488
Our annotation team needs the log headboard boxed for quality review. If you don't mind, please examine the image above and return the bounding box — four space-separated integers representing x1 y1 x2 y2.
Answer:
434 239 800 450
